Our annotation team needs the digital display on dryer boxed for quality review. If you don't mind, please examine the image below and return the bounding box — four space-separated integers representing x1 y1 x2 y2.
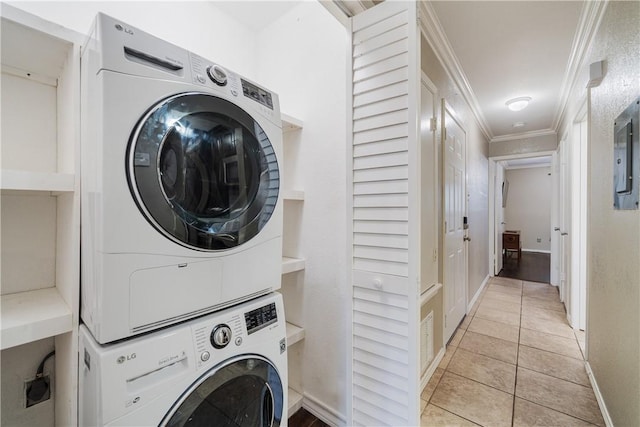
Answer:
241 79 273 109
244 303 277 335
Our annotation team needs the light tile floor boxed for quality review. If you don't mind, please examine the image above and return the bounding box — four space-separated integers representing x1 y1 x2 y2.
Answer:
420 277 605 427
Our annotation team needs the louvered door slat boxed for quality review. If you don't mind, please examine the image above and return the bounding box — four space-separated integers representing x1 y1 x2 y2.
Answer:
350 2 419 425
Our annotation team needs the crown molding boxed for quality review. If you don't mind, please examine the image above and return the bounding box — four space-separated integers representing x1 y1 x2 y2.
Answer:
418 1 493 142
490 128 557 144
552 0 609 132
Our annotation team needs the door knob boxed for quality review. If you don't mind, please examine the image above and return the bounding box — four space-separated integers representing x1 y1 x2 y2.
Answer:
463 236 471 242
561 232 568 236
554 227 560 231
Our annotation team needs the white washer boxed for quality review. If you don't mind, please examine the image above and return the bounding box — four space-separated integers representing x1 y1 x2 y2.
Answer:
79 292 288 426
81 13 283 343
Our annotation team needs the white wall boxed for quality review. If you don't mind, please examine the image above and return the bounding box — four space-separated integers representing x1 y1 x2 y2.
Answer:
504 166 551 252
7 1 260 80
255 3 349 421
490 133 558 158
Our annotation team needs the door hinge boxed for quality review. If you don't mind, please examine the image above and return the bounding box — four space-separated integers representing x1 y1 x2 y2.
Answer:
443 127 447 140
430 117 437 132
444 314 447 327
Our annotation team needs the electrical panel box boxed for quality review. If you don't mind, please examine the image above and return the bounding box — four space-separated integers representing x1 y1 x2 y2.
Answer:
613 97 639 210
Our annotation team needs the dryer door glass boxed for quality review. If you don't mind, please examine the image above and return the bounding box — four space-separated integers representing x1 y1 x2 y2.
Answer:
128 92 279 251
162 357 283 427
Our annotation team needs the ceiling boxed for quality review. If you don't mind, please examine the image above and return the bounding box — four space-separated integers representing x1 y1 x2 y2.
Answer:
213 1 589 147
428 1 584 142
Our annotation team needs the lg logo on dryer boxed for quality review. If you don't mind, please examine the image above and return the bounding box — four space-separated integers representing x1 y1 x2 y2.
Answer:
116 353 137 364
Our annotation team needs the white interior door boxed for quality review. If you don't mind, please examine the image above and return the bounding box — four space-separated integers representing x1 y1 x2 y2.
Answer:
570 117 588 330
442 100 467 342
550 152 560 286
495 163 506 274
559 138 571 303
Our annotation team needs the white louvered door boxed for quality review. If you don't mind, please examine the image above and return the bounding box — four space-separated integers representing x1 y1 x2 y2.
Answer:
348 2 421 425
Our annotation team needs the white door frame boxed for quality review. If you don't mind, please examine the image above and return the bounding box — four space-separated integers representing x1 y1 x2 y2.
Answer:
488 152 555 279
569 100 588 330
420 71 439 294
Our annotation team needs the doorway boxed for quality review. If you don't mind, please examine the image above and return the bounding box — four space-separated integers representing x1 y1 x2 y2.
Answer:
489 154 554 283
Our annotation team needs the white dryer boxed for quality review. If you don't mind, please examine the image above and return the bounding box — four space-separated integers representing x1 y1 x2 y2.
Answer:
80 292 288 426
81 13 283 343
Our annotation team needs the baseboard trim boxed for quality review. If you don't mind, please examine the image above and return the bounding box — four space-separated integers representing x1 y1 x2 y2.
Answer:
421 346 446 391
585 361 614 427
302 391 346 427
522 249 551 254
468 274 490 312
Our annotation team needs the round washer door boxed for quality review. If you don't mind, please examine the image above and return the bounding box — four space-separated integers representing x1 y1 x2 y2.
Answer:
127 92 279 251
161 356 283 427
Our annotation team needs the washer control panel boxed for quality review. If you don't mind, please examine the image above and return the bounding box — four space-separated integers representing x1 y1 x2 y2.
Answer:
206 64 228 86
189 53 275 115
241 79 273 110
244 302 277 335
210 324 232 348
190 298 281 370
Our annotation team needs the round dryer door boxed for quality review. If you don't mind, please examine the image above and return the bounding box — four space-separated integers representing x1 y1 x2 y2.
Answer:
127 92 279 251
161 356 284 427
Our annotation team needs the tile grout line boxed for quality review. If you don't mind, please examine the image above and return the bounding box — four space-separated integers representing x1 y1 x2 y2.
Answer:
512 282 524 427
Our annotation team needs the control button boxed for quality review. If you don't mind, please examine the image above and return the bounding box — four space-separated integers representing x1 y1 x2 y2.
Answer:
207 65 228 86
235 336 243 346
200 351 210 362
231 89 238 97
195 74 206 84
211 324 232 349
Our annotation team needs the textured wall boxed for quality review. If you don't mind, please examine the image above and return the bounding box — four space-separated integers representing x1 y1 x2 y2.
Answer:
420 35 491 307
489 133 558 158
583 2 640 425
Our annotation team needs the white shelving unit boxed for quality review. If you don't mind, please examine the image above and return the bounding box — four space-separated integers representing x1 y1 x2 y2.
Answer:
282 189 305 201
0 4 81 426
288 388 304 417
281 113 307 418
1 288 73 350
1 170 75 193
282 256 306 275
286 321 305 346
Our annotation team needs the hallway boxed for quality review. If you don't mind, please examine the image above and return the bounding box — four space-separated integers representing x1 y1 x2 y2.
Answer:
420 277 603 426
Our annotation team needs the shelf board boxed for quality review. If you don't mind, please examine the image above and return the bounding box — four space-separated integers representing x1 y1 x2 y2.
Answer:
282 256 306 275
281 113 303 132
1 287 73 350
1 4 83 80
286 322 305 346
282 189 305 201
1 169 75 193
288 387 304 416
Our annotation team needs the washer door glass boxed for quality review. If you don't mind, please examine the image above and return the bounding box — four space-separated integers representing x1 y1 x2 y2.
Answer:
162 357 283 427
128 92 279 251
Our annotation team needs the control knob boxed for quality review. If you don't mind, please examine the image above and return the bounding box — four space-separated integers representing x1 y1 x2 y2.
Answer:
211 324 232 349
207 65 228 86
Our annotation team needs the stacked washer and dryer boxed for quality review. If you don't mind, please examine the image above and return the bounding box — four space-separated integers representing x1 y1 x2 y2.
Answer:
79 13 288 426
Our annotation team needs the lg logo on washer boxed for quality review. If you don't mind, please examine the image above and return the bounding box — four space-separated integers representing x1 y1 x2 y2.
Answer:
116 353 137 364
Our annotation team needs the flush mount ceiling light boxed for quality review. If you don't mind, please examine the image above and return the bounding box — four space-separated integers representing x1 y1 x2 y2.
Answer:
506 96 532 112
